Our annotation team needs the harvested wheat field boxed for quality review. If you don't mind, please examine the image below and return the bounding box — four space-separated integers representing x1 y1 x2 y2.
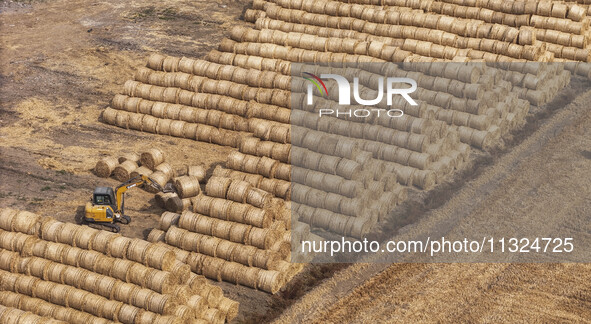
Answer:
2 0 591 323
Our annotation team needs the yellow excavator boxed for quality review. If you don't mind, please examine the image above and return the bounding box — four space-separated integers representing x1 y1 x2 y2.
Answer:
84 174 173 232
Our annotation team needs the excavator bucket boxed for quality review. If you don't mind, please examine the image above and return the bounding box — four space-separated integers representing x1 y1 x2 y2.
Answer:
163 183 176 193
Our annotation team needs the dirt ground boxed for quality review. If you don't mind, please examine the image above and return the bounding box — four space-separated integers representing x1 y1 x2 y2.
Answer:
3 0 591 323
0 0 251 236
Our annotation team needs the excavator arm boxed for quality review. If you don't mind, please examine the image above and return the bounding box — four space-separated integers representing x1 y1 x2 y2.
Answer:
114 175 169 213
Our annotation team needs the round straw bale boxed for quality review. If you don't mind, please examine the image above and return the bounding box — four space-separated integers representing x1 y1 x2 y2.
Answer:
91 231 117 254
169 120 187 138
0 270 17 293
141 148 166 170
164 226 185 248
236 266 260 289
56 222 79 245
145 244 176 270
205 177 232 198
155 192 174 209
186 295 206 316
274 163 290 181
102 108 119 125
168 259 191 282
115 111 130 129
196 284 223 307
0 250 19 272
171 304 195 321
187 165 207 182
0 208 18 232
107 235 132 258
146 171 169 193
245 188 272 208
222 201 247 224
174 176 201 198
198 308 223 324
169 284 192 305
147 53 166 70
94 275 117 299
201 257 225 281
184 272 205 290
113 160 138 182
142 115 159 133
146 269 175 294
74 227 99 249
209 219 233 242
145 295 173 316
129 114 144 130
31 240 49 259
95 255 118 277
242 155 260 174
165 194 183 213
239 137 260 155
100 300 123 322
258 177 277 195
186 253 206 274
62 266 85 287
226 151 246 171
12 210 40 235
197 235 220 257
192 194 216 215
2 232 27 253
78 250 102 271
226 180 250 203
65 288 89 310
155 163 175 179
40 219 64 242
177 210 198 231
117 304 140 324
95 157 119 178
32 280 55 300
257 156 279 178
194 214 217 236
36 303 62 319
81 293 104 317
130 288 155 311
273 181 291 200
147 229 166 243
112 280 137 301
127 238 151 263
218 297 239 322
14 275 39 297
0 291 21 309
127 262 150 287
248 228 276 250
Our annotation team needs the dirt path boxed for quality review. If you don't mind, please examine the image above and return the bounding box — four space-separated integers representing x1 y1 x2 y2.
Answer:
274 86 591 323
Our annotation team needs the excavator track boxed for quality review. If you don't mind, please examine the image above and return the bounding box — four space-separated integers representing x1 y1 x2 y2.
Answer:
117 215 131 225
86 221 120 233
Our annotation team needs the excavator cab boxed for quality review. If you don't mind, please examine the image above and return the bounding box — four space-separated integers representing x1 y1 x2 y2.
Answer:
93 187 115 208
85 186 122 232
